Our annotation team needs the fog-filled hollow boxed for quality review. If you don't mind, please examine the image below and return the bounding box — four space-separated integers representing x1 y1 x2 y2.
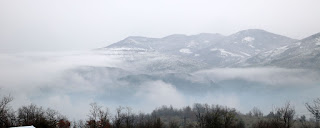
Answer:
0 51 319 120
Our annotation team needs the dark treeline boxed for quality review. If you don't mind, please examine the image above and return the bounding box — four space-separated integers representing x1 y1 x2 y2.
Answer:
1 94 320 128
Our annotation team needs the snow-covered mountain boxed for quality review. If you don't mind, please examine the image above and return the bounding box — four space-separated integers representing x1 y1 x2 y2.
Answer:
247 32 320 68
102 29 296 69
198 29 296 66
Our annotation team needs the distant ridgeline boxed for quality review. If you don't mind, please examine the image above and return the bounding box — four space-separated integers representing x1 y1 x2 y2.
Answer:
100 29 320 70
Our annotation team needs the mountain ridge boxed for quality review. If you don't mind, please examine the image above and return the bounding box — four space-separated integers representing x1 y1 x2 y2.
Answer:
100 29 320 70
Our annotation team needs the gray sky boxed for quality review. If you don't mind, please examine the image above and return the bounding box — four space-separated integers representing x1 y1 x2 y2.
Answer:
1 0 320 52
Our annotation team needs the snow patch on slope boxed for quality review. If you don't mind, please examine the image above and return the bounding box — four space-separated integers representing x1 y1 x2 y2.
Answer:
241 37 255 48
179 49 192 54
315 38 320 46
210 48 219 51
240 52 251 57
187 41 198 48
127 39 141 44
262 45 289 57
242 37 255 42
248 44 255 48
210 48 243 57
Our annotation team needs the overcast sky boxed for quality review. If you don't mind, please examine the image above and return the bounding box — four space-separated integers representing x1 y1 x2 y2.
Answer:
1 0 320 52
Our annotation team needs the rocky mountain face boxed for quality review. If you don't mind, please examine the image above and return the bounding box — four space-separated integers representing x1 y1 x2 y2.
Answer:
103 29 299 70
246 32 320 68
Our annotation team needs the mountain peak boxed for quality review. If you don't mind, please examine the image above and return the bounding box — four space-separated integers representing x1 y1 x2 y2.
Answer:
229 29 295 41
243 29 267 32
233 29 271 35
123 36 151 40
196 33 224 37
162 34 188 39
302 32 320 41
297 32 320 47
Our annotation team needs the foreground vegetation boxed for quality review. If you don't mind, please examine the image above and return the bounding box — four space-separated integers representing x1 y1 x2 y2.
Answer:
0 94 319 128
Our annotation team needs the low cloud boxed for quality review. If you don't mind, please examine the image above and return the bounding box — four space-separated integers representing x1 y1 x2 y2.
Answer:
193 67 320 86
134 80 186 111
0 51 124 119
0 52 319 120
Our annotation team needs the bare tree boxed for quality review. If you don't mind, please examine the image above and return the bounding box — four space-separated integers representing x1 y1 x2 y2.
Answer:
278 102 295 128
0 94 14 127
74 120 86 128
222 106 237 128
193 103 238 128
248 107 264 117
123 107 135 128
45 108 59 127
135 112 147 128
306 98 320 128
264 102 295 128
113 106 124 128
168 120 179 128
193 103 205 128
17 104 49 127
152 117 164 128
87 102 111 128
252 120 271 128
298 115 313 128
